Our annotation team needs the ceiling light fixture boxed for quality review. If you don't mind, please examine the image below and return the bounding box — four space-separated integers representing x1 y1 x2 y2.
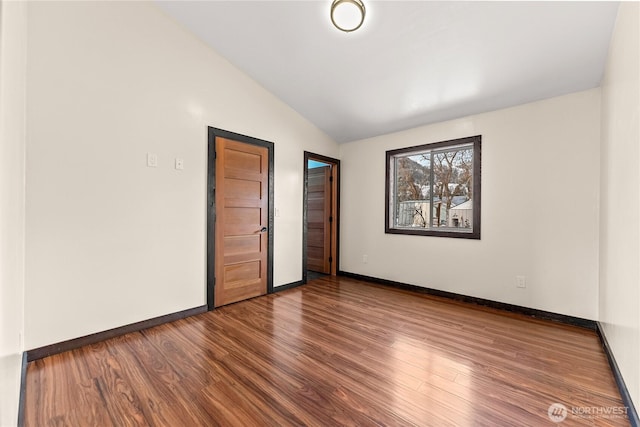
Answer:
331 0 366 33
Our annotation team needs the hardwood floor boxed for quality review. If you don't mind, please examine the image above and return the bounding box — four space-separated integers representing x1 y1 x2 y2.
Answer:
24 276 629 426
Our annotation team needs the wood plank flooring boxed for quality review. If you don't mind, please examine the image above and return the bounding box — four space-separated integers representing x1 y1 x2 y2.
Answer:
24 276 630 426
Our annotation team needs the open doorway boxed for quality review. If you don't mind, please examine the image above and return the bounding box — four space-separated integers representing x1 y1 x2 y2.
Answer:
303 152 340 283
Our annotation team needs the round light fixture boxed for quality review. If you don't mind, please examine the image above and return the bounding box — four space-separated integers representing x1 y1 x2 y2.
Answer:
330 0 365 33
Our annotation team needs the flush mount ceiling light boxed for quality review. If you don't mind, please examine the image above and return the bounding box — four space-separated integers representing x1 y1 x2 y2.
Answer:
331 0 366 32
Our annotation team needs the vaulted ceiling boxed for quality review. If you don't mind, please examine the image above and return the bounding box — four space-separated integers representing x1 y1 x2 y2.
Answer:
156 1 619 143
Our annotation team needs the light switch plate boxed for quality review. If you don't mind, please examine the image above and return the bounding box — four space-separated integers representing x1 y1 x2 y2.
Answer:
175 158 184 170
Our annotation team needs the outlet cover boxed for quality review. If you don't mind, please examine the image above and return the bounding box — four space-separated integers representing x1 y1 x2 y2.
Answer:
147 153 158 168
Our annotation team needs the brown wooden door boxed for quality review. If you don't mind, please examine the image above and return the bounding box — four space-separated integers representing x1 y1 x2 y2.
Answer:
307 165 332 273
214 137 268 307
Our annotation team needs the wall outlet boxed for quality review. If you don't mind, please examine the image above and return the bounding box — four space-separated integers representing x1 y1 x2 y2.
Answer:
516 275 526 288
363 254 368 264
147 153 158 167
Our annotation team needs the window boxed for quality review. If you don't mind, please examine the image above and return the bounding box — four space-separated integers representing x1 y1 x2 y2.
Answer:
385 135 481 239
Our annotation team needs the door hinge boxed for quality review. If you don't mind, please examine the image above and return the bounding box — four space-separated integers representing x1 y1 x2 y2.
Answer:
329 216 333 223
329 175 334 182
329 257 333 263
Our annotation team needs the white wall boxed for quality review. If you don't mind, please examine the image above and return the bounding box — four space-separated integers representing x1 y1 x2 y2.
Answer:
0 0 27 424
340 89 601 320
24 1 338 350
600 2 640 411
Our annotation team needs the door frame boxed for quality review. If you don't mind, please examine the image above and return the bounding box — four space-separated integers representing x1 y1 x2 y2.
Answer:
207 127 274 310
303 151 340 283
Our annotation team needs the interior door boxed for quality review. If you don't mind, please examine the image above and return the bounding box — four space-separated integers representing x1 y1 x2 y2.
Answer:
214 137 268 307
307 165 332 274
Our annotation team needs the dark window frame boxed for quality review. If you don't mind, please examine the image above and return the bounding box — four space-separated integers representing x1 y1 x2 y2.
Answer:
385 135 481 239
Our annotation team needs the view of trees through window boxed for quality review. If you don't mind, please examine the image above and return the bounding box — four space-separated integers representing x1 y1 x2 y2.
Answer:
386 136 481 239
